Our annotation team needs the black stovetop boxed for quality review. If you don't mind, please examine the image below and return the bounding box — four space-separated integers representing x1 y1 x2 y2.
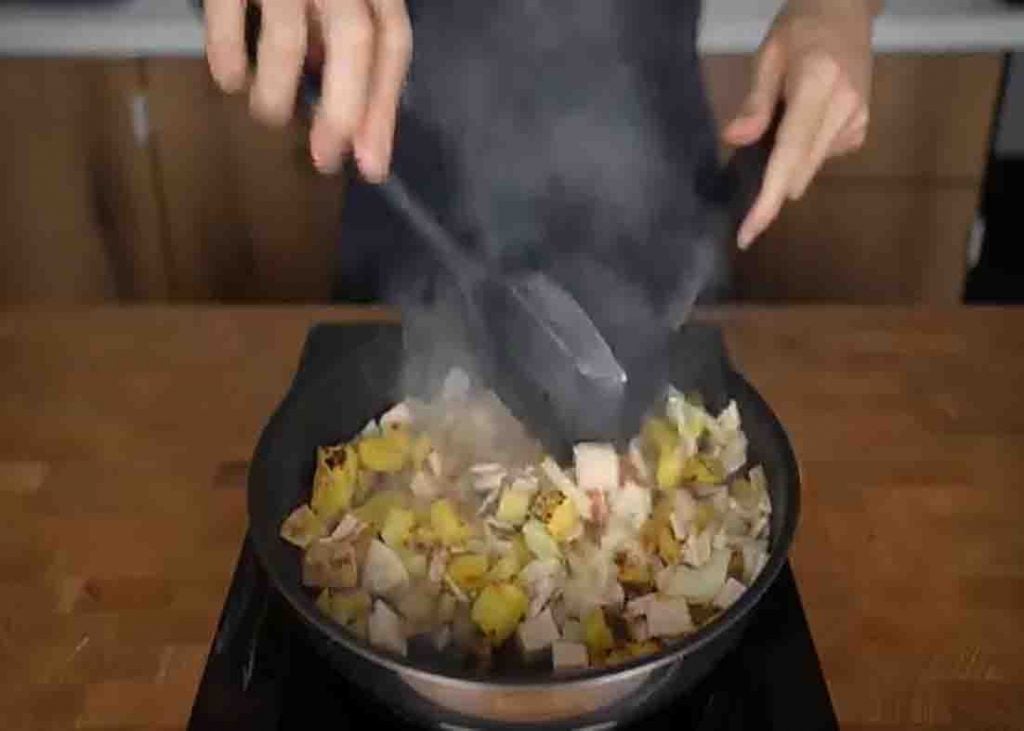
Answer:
188 536 837 730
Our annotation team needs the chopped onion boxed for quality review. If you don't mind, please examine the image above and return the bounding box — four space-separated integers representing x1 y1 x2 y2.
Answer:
657 548 730 603
645 596 693 638
368 600 407 656
363 540 410 595
517 607 560 653
713 576 747 609
552 640 588 670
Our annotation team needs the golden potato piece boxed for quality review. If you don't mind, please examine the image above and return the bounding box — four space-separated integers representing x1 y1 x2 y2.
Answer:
472 583 527 646
358 429 410 473
311 444 358 521
303 539 359 589
280 505 326 549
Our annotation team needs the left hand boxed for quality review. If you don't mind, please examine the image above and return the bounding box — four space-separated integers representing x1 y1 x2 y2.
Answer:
724 0 877 249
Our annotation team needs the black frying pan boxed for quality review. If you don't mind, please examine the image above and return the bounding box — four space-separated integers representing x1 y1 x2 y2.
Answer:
247 322 800 728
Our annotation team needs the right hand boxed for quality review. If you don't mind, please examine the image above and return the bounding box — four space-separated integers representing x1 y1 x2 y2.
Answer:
204 0 413 180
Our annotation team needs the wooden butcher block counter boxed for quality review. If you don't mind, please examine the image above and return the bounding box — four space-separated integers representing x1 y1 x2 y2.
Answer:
0 306 1022 730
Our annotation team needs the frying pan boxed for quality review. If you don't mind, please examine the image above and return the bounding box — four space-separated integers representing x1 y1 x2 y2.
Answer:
247 322 800 727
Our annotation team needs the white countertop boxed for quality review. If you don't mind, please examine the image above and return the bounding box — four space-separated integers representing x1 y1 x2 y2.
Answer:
1 0 1023 57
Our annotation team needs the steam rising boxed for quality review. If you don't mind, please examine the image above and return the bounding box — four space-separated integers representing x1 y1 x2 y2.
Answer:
393 0 725 417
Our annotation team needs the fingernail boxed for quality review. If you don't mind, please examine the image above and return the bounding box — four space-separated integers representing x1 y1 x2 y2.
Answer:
312 147 344 175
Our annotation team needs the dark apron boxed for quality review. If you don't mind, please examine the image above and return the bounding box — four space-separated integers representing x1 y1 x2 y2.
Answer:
336 0 724 316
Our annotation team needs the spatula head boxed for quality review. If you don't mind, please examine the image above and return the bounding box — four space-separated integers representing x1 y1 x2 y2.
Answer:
472 270 628 451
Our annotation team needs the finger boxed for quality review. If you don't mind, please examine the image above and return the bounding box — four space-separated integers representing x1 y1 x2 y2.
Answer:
830 109 869 156
310 0 376 174
355 0 413 182
722 41 785 147
737 56 836 249
789 92 859 200
205 0 248 92
250 0 307 126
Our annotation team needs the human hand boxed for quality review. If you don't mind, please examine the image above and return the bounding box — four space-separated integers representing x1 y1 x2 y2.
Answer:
205 0 412 180
723 0 877 248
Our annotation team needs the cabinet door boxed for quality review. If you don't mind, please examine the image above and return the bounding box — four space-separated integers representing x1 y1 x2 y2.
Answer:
703 54 1002 303
0 59 165 304
145 59 344 301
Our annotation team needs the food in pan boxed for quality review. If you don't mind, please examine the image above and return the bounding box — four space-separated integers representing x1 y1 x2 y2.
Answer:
280 370 771 671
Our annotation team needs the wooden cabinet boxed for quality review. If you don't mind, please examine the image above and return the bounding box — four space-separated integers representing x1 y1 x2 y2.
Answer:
0 58 342 304
145 60 344 301
703 53 1003 304
0 59 164 303
0 54 1004 305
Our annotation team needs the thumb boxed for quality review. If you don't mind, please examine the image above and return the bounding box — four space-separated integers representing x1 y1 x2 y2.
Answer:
723 40 784 146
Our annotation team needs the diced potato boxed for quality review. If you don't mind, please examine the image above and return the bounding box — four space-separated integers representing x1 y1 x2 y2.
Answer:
574 443 619 493
511 534 531 568
380 507 416 549
471 583 528 646
447 553 489 592
617 554 652 587
319 588 372 630
280 505 326 548
657 524 680 565
311 444 358 521
354 469 377 503
396 546 428 578
303 539 359 589
411 524 438 550
495 489 532 526
430 499 469 546
353 489 408 532
692 500 715 533
539 458 590 517
730 478 756 510
546 498 580 542
582 608 615 656
487 553 520 583
682 455 724 485
358 428 410 473
552 640 588 670
656 448 684 490
522 519 561 560
643 418 677 456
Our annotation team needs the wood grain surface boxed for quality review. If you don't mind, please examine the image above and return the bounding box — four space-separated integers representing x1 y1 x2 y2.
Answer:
0 306 1021 730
